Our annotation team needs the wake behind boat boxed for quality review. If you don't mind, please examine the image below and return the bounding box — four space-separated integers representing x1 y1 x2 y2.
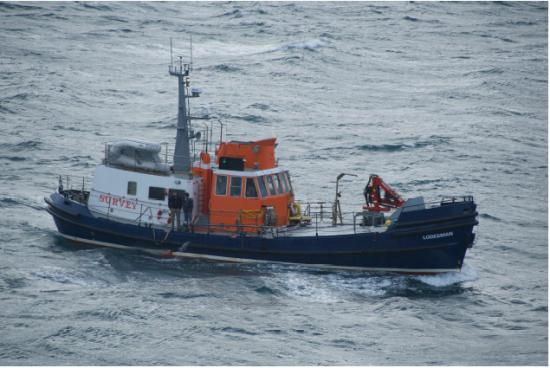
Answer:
45 44 478 274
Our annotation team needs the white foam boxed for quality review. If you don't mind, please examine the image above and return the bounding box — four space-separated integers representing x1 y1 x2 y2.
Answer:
277 272 340 303
325 274 390 297
276 39 325 52
192 41 277 58
31 266 97 286
415 263 478 287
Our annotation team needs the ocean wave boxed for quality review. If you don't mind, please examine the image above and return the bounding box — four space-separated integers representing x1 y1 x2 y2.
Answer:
403 15 419 22
194 38 325 59
0 2 547 364
240 114 267 123
239 21 267 28
464 67 504 76
0 140 43 152
157 291 212 300
220 113 267 124
0 2 43 11
357 143 409 152
107 28 134 34
213 64 242 72
479 213 503 222
0 197 20 208
357 136 450 152
407 179 445 186
319 32 340 40
30 267 103 287
219 8 268 19
356 142 426 152
81 3 113 12
248 103 273 111
0 105 16 114
211 326 258 336
221 9 244 18
2 92 30 101
0 155 26 162
101 14 128 23
254 285 280 295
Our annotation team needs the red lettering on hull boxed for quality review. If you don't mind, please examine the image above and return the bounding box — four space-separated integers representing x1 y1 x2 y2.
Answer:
98 194 137 210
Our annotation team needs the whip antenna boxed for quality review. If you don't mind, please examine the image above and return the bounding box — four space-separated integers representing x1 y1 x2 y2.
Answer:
170 37 174 67
190 35 193 71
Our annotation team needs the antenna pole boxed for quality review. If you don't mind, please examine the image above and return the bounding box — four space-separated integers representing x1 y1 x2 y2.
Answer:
170 37 173 67
190 35 193 71
169 43 192 176
217 119 224 146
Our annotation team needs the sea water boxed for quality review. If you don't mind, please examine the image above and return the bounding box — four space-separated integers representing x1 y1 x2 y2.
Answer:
0 2 547 364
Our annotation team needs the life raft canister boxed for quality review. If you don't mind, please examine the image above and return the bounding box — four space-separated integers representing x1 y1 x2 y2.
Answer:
288 201 311 225
289 202 301 217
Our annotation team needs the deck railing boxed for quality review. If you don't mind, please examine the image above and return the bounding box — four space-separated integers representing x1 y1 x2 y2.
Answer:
58 174 93 193
54 174 473 238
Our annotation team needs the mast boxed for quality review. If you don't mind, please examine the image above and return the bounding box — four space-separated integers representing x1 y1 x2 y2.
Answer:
169 39 198 176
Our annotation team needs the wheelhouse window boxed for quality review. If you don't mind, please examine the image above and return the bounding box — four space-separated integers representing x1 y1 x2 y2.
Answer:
275 174 285 194
215 175 228 196
127 181 137 196
230 177 242 197
245 177 258 198
284 172 293 193
258 175 268 197
266 175 277 195
278 173 289 193
148 186 165 201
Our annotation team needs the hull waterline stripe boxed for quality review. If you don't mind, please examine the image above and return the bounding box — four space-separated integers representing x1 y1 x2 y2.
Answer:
58 234 459 274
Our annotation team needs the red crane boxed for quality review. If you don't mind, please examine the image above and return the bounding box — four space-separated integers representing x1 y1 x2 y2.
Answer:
363 174 405 212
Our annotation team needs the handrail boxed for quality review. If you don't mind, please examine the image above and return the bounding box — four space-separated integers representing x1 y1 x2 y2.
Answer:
56 173 474 237
87 205 368 236
62 178 472 218
58 174 93 193
60 174 472 214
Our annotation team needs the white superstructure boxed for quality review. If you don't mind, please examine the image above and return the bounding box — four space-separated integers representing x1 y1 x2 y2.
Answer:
88 163 201 226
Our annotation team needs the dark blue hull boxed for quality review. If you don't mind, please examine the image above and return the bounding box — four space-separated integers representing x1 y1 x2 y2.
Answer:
45 193 477 273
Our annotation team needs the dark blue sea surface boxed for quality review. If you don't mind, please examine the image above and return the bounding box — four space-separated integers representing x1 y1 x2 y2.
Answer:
0 1 547 365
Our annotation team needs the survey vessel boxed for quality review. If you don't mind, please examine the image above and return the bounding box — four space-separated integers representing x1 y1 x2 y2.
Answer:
45 44 478 274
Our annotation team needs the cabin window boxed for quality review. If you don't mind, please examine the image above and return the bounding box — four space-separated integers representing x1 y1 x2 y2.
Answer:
215 175 228 196
266 175 277 195
284 172 293 193
275 174 285 194
149 186 165 201
230 177 242 197
258 176 268 197
127 181 137 196
245 178 258 198
279 173 289 193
